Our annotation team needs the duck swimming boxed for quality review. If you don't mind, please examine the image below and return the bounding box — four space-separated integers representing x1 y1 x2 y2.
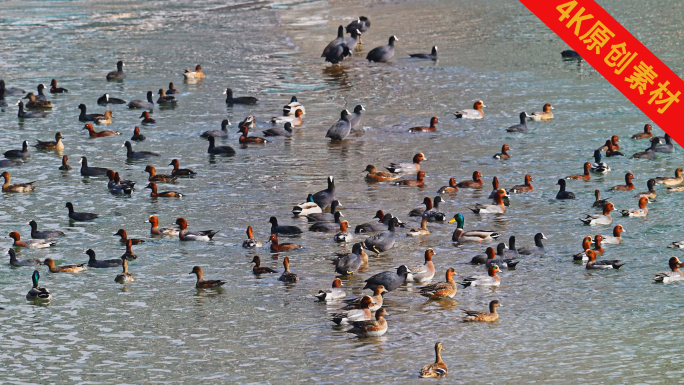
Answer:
176 218 219 241
527 103 554 121
148 215 179 236
437 177 458 194
26 270 51 301
269 233 300 252
9 231 54 248
654 257 684 283
471 189 506 214
407 249 437 283
454 100 485 119
34 132 64 151
585 249 624 269
7 248 40 267
279 257 299 282
115 257 135 283
1 171 35 193
621 197 649 217
315 278 346 301
457 171 483 188
364 165 400 182
463 300 501 322
461 265 501 287
242 226 262 248
419 267 456 299
190 266 226 288
419 343 448 378
493 144 511 160
183 64 205 79
580 202 615 225
610 172 636 191
631 123 653 139
282 96 305 116
251 256 277 275
409 117 439 132
44 258 86 273
347 308 388 338
292 194 322 217
83 123 119 138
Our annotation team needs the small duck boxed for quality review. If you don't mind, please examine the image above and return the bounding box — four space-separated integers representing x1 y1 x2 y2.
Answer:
169 159 196 176
114 256 135 283
94 110 113 124
109 173 134 195
176 218 219 241
26 270 51 301
66 202 99 221
223 88 258 104
585 249 624 270
1 171 35 193
97 93 126 105
590 150 610 173
131 126 146 141
201 119 231 138
408 196 436 218
407 249 437 283
8 248 40 266
269 216 303 235
342 285 384 312
207 135 236 155
44 258 86 273
251 256 277 275
506 112 530 132
83 122 119 137
580 202 615 225
144 165 177 183
517 233 547 255
393 170 426 187
457 171 483 188
437 177 458 194
242 226 262 248
145 182 182 198
654 257 684 283
139 111 156 124
408 117 439 132
113 229 145 245
24 92 52 109
461 265 501 287
49 79 68 93
9 231 54 248
292 194 322 217
610 173 636 192
385 153 427 174
282 96 305 116
604 140 624 157
347 308 388 338
183 64 205 79
59 155 72 171
419 343 448 378
279 257 299 282
364 165 400 182
634 179 657 199
315 278 346 301
454 100 485 119
106 60 125 80
269 233 300 252
121 239 137 261
572 236 595 261
631 123 653 139
471 189 507 214
621 197 649 217
449 213 499 243
333 242 368 275
509 174 533 193
270 108 304 126
157 89 177 105
493 144 511 160
566 162 591 180
407 217 430 236
334 221 352 243
85 249 121 268
556 179 575 200
34 132 64 150
527 103 554 121
238 126 269 144
602 225 624 245
190 266 226 288
332 296 374 325
598 135 620 151
654 168 683 186
166 82 178 94
463 300 501 322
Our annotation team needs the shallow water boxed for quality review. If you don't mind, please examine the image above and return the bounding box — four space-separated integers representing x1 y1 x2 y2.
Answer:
0 0 683 383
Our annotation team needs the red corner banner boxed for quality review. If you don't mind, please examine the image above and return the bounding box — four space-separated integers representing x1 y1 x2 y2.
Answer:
520 0 683 145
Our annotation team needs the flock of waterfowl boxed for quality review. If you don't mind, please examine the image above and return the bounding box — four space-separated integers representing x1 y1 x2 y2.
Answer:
1 13 682 379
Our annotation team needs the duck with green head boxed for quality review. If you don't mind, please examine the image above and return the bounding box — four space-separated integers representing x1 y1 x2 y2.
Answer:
449 213 500 243
26 270 51 301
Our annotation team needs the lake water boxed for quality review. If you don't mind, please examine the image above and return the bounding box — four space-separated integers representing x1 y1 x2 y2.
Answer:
0 0 682 383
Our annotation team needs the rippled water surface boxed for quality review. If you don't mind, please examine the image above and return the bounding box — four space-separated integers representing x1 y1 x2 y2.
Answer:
1 0 683 383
